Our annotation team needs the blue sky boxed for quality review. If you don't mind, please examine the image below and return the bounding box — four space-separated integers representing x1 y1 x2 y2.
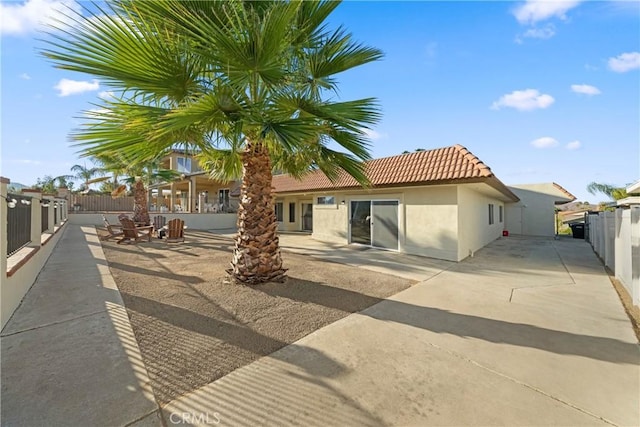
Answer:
1 0 639 203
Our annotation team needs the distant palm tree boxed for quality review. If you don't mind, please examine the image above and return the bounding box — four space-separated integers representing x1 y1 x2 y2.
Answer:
94 153 179 225
71 163 103 192
587 182 628 201
44 0 382 284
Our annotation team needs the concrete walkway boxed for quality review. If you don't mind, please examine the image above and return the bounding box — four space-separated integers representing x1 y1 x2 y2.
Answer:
1 225 161 426
2 227 638 426
164 235 640 426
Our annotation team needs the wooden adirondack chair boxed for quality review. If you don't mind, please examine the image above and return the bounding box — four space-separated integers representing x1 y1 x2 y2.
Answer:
101 215 124 241
117 217 153 244
152 215 167 237
165 218 186 243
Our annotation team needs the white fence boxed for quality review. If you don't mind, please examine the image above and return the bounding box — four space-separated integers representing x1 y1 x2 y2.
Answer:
587 206 640 307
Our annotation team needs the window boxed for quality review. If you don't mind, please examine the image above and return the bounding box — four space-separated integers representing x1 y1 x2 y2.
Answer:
488 204 495 225
275 202 283 222
289 202 295 223
499 205 503 223
176 157 192 173
317 196 335 205
218 189 229 208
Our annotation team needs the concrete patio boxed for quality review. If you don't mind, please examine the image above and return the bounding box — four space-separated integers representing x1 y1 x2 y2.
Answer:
1 225 638 426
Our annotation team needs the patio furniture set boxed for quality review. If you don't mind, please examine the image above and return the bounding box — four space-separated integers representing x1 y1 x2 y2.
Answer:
101 215 186 244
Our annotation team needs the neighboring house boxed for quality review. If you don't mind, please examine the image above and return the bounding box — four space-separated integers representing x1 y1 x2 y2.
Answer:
505 183 576 237
272 144 519 261
153 149 240 213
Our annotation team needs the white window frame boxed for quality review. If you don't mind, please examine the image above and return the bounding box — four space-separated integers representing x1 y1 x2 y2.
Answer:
176 157 192 174
316 195 336 208
275 202 284 222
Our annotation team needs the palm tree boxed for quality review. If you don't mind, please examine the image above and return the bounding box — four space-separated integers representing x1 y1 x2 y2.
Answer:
34 174 75 193
43 0 382 284
94 153 179 225
71 163 103 192
587 182 628 201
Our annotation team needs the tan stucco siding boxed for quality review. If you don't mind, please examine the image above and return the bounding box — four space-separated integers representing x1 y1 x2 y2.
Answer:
505 187 557 236
457 184 504 260
312 197 347 243
275 196 307 232
403 186 459 261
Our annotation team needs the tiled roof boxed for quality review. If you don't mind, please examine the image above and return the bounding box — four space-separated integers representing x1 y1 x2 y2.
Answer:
273 144 495 193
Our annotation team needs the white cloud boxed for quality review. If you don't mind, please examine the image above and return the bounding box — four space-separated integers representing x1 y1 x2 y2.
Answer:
19 73 31 80
571 84 601 95
54 78 100 97
566 140 582 150
98 91 115 99
608 52 640 73
361 128 387 140
513 0 582 25
0 0 81 36
491 89 555 111
522 24 556 39
531 137 558 148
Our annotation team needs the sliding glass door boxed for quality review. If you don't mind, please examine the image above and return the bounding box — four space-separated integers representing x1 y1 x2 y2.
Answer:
349 200 398 250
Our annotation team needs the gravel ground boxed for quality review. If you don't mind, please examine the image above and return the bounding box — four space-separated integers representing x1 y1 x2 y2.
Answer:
98 229 413 405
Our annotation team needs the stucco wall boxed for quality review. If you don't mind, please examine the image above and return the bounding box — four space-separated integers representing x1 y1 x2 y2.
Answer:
312 198 348 243
505 188 556 236
403 186 459 261
457 185 504 260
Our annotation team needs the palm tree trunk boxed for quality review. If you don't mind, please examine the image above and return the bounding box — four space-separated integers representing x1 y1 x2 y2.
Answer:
132 179 150 225
229 140 286 284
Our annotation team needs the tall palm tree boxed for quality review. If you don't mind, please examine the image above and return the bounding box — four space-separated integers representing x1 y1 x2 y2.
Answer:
43 0 382 284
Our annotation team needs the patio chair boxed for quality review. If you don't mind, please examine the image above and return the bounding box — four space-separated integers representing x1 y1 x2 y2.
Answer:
101 215 124 241
152 215 167 237
165 218 186 243
117 217 153 244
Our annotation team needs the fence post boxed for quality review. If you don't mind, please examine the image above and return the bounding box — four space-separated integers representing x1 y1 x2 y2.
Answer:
43 195 55 231
0 177 9 283
22 189 42 247
55 199 66 222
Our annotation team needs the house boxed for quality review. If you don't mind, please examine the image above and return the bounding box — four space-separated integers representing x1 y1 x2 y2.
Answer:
505 183 576 236
152 149 240 213
272 144 520 261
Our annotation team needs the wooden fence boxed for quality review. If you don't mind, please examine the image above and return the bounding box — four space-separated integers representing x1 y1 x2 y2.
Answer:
69 194 135 212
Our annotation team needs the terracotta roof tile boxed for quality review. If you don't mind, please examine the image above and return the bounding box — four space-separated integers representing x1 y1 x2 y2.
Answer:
273 144 495 193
